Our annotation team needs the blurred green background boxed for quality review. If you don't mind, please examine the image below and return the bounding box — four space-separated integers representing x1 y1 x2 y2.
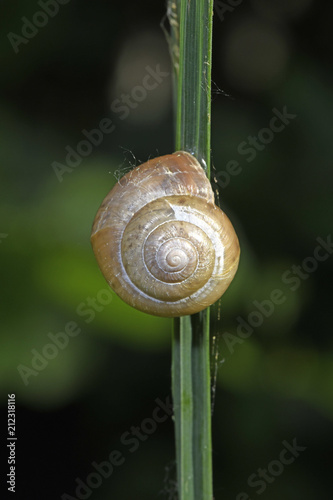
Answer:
1 0 333 499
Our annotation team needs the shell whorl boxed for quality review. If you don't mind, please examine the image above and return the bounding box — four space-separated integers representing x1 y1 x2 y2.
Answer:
91 151 240 317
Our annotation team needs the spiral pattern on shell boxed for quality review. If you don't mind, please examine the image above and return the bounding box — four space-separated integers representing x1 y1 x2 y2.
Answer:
91 151 240 317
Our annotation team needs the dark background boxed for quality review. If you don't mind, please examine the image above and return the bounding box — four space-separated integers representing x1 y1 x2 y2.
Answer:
1 0 333 499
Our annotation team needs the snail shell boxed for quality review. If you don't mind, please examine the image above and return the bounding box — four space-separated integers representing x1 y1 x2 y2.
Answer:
91 151 240 317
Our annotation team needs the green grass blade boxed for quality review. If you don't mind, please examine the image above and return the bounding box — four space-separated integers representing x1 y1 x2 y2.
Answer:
191 310 212 499
175 0 213 171
167 0 214 498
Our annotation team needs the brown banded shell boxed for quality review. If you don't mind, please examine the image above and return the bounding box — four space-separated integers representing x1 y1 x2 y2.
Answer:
91 151 240 317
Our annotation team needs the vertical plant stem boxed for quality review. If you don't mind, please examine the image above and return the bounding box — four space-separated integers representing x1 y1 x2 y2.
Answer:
168 0 214 498
191 309 212 497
